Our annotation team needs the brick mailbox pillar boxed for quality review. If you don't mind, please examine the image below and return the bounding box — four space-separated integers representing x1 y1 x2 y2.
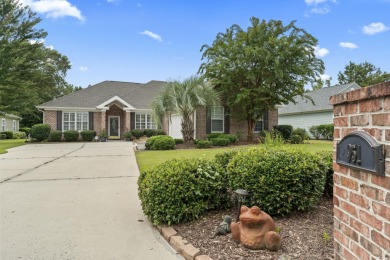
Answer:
330 82 390 260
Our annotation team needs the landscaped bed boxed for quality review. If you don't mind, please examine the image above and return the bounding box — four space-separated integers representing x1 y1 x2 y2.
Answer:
172 197 333 260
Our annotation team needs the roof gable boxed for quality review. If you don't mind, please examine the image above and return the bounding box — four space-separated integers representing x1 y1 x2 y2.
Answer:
278 83 361 115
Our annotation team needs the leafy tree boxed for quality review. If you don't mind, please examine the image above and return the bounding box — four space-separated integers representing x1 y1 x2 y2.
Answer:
0 0 78 126
311 76 331 91
338 61 390 87
199 17 324 140
152 76 220 143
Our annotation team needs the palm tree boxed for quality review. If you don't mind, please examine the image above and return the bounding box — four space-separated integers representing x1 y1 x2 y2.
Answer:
152 76 220 143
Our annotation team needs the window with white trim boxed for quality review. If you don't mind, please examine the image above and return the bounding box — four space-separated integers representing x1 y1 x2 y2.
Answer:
254 117 263 133
211 106 224 133
63 112 89 131
135 113 157 129
1 118 5 132
13 120 16 132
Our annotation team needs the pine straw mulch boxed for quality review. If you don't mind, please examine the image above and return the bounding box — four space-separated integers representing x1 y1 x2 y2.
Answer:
172 197 334 260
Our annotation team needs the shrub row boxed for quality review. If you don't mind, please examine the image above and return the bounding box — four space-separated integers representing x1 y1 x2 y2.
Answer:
30 124 98 142
131 129 165 139
309 124 334 140
138 147 333 224
145 135 175 150
0 131 14 139
138 159 229 225
206 133 238 144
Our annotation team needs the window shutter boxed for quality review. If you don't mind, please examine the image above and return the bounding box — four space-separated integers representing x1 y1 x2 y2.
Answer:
263 110 269 130
130 112 135 130
57 111 62 131
206 106 211 134
224 106 230 134
89 112 94 130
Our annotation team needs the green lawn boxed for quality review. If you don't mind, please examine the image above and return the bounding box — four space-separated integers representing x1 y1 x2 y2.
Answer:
135 140 333 173
0 139 26 154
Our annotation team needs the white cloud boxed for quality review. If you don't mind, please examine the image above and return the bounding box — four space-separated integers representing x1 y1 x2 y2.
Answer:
320 74 331 80
309 6 330 14
19 0 85 21
339 42 358 49
79 66 88 72
314 46 329 57
140 30 162 42
28 39 45 44
305 0 327 5
107 0 120 3
362 22 389 35
46 45 54 50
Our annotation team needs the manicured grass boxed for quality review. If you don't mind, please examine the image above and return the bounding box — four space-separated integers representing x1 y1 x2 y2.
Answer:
135 140 333 173
0 139 26 154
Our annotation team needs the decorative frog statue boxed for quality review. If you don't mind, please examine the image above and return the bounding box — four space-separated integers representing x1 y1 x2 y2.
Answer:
230 205 281 251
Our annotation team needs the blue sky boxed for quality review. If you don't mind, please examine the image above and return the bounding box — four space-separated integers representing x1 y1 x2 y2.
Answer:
20 0 390 88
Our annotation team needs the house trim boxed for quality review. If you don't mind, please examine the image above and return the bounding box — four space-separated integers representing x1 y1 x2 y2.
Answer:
279 108 333 116
96 95 135 110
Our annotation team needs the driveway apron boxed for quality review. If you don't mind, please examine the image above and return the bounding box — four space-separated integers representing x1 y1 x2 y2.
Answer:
0 142 181 260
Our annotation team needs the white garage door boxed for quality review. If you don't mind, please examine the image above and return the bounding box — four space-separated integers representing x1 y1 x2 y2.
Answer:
169 114 183 139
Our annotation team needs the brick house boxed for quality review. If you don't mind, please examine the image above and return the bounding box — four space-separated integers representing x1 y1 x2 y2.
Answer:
37 80 278 140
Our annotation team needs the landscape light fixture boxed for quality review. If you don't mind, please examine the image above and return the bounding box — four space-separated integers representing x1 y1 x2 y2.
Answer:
234 189 249 222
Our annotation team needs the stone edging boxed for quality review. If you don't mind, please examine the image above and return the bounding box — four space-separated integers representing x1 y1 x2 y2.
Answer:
156 225 213 260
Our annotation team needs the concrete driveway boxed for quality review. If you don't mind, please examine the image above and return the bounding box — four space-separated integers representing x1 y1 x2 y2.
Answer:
0 142 181 260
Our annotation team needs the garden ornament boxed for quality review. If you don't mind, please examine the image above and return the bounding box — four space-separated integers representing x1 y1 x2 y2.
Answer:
231 205 281 251
210 215 232 238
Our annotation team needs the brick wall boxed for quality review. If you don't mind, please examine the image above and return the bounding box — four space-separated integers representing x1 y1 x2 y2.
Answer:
43 111 57 130
330 82 390 260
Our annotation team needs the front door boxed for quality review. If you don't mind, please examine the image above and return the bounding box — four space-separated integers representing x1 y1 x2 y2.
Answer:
108 116 120 138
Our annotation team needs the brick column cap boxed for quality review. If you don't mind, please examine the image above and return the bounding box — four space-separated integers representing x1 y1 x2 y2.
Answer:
330 82 390 105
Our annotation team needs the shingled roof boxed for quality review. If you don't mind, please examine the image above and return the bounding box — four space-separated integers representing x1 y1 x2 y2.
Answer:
278 82 360 115
37 80 165 110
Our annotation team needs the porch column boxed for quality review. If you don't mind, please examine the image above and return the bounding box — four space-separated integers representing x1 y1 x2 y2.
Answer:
101 110 106 131
124 111 131 132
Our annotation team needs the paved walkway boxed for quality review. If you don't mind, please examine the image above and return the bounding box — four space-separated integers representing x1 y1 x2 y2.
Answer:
0 142 181 260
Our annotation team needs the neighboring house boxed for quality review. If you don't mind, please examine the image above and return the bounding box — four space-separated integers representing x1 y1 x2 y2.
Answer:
278 83 360 137
0 112 21 132
37 80 278 140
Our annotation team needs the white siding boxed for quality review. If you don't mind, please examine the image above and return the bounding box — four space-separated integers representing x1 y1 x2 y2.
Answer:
278 111 333 138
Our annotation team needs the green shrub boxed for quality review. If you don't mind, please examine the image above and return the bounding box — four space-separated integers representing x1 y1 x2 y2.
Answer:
14 131 27 139
207 133 222 140
155 129 165 135
174 138 184 145
211 137 230 146
63 130 79 142
0 133 7 139
19 127 31 136
309 125 320 140
196 140 212 149
1 131 14 139
290 134 303 144
219 134 238 144
131 129 144 139
317 124 334 140
31 124 51 141
146 135 175 150
214 150 239 170
273 125 293 140
317 151 333 197
292 128 309 142
263 131 284 147
49 130 62 142
138 159 229 225
227 147 326 216
80 130 96 141
144 129 156 137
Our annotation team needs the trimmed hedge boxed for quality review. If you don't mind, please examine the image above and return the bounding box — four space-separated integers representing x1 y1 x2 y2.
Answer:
138 159 229 224
19 127 31 136
207 133 222 140
14 131 27 139
131 129 144 139
317 124 334 140
49 130 62 142
155 129 166 136
290 134 302 144
227 147 326 216
0 134 6 139
144 129 156 137
1 131 13 139
196 140 212 149
214 150 239 170
80 130 96 141
318 151 333 197
273 125 293 140
211 137 229 146
292 128 309 142
64 130 79 142
146 135 175 150
174 138 184 145
31 124 51 141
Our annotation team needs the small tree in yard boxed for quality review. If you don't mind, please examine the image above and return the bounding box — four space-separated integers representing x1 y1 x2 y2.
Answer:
199 17 324 141
152 76 220 143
